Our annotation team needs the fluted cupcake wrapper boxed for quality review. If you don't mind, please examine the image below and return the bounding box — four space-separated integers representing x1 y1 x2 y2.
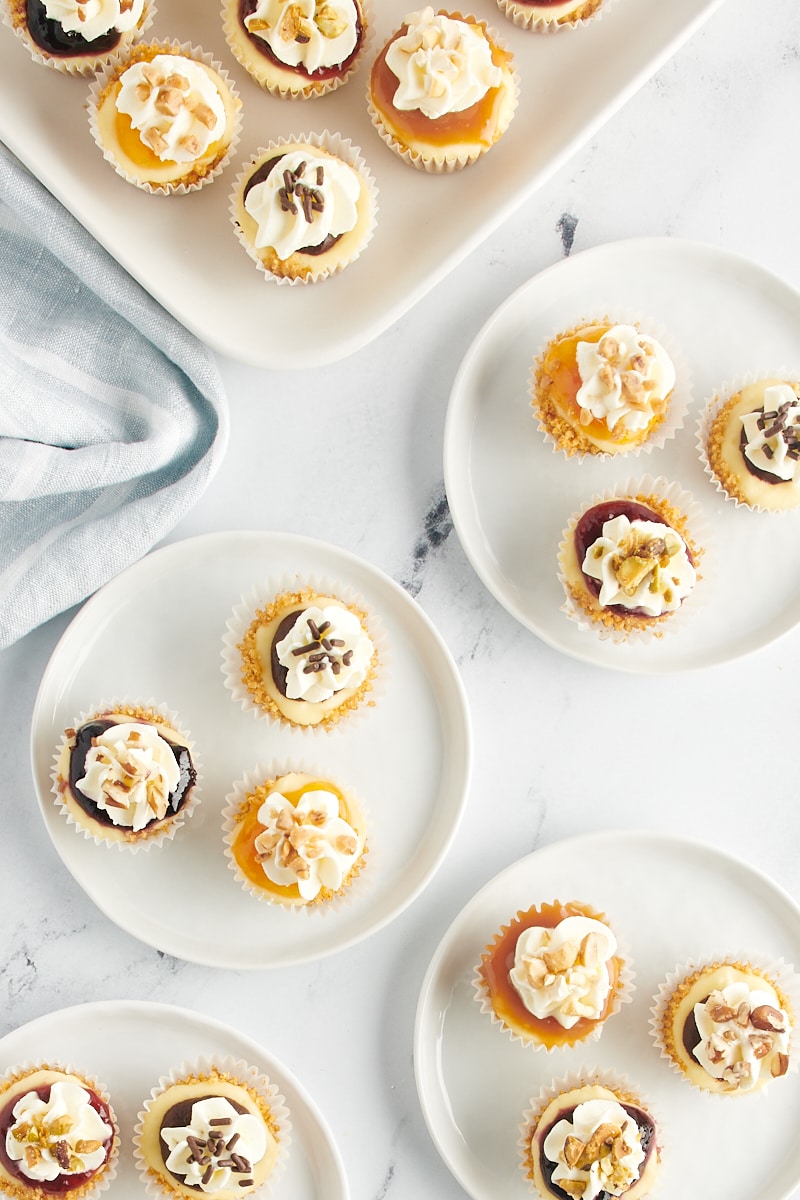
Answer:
649 953 800 1100
51 699 202 852
133 1055 291 1200
530 311 692 463
518 1067 664 1198
221 759 373 915
221 570 386 733
366 11 519 173
221 0 374 98
0 0 155 75
472 900 635 1052
557 473 709 644
696 369 800 513
496 0 612 32
0 1061 120 1199
228 131 379 286
87 40 242 194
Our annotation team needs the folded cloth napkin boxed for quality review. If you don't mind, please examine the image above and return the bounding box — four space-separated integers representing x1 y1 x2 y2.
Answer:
0 144 228 650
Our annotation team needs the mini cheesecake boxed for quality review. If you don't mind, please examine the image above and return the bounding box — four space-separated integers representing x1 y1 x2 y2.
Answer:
704 379 800 511
136 1067 285 1199
224 770 368 907
523 1083 660 1200
4 0 152 74
237 588 377 728
0 1066 117 1200
222 0 369 97
89 43 241 192
496 0 605 31
53 705 197 846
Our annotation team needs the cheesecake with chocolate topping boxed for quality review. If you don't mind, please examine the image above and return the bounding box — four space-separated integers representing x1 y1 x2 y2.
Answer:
222 0 370 97
0 1065 118 1200
655 960 794 1095
53 704 198 847
495 0 605 31
703 379 800 511
521 1081 660 1199
224 769 368 907
134 1063 287 1200
230 135 377 283
235 587 378 728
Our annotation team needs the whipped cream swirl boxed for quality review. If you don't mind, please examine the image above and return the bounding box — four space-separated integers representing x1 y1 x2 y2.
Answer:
275 603 373 703
575 325 675 434
244 151 360 260
245 0 359 73
77 721 180 831
693 981 791 1091
160 1096 267 1193
543 1098 645 1200
254 786 362 901
5 1081 112 1182
42 0 144 40
115 55 226 163
582 513 695 617
740 384 800 482
509 916 616 1027
386 7 502 120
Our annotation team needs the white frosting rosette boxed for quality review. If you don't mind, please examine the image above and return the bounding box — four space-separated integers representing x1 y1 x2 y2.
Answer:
495 0 613 33
473 901 634 1051
557 474 709 645
518 1068 663 1199
221 761 372 914
221 0 373 98
221 571 386 733
1 0 155 75
650 954 800 1099
229 131 378 286
366 7 519 173
51 700 201 851
0 1061 119 1199
86 40 242 195
697 370 800 513
133 1055 290 1200
530 312 691 462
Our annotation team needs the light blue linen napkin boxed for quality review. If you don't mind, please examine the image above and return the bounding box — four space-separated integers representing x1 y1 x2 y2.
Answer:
0 144 229 649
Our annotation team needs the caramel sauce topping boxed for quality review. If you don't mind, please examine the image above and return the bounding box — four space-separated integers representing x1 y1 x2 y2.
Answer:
480 900 620 1047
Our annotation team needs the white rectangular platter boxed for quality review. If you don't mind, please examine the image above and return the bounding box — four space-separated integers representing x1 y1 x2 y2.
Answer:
0 0 725 369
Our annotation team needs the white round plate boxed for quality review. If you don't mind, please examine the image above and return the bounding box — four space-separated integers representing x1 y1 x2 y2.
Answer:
0 999 346 1200
414 831 800 1200
443 237 800 673
30 531 471 968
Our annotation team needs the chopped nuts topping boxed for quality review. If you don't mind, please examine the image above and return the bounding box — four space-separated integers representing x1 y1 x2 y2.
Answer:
750 1004 786 1033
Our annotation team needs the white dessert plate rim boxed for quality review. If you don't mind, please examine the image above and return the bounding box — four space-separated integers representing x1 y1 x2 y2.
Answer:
0 0 725 368
443 235 800 674
0 998 348 1200
414 828 800 1200
29 530 471 968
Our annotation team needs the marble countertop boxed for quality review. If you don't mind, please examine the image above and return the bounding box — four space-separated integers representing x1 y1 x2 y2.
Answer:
2 0 800 1197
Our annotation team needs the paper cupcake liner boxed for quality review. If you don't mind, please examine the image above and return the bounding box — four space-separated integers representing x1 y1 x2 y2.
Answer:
51 699 202 852
530 311 691 463
366 12 519 173
221 571 386 733
133 1055 291 1200
496 0 612 33
229 131 379 286
221 760 373 914
0 1061 120 1199
1 0 155 75
518 1067 663 1197
696 370 800 514
87 40 242 195
472 900 635 1053
221 0 373 98
557 473 709 645
649 953 800 1099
